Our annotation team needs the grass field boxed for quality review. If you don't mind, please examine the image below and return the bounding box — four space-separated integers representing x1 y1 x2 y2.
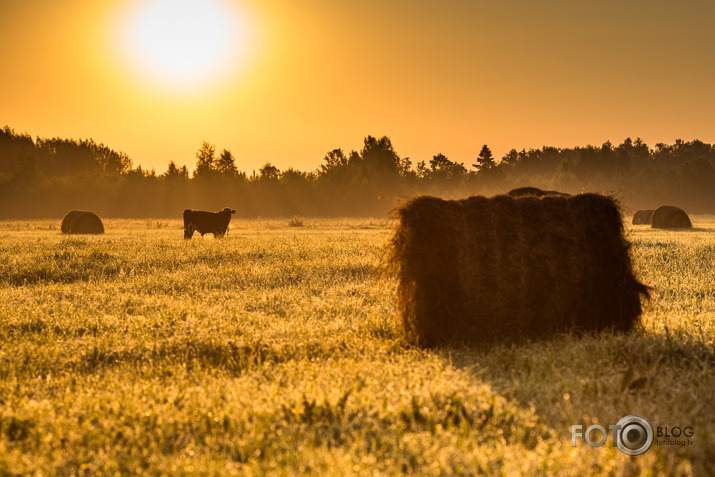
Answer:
1 217 714 475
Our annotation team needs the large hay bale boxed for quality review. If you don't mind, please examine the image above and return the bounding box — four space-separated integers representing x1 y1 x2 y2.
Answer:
632 209 654 225
507 187 568 198
61 210 104 234
651 206 692 229
389 194 649 346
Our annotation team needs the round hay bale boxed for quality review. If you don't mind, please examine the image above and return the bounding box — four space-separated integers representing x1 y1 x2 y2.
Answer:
507 187 568 198
61 210 105 234
389 193 649 346
631 209 654 225
60 211 85 233
651 206 692 229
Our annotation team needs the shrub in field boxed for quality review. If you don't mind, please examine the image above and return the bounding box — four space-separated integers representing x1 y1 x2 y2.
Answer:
60 210 104 234
288 216 305 227
389 193 650 346
651 206 692 229
632 209 654 225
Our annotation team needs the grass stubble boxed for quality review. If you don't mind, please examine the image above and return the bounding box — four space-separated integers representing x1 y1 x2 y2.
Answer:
0 218 713 475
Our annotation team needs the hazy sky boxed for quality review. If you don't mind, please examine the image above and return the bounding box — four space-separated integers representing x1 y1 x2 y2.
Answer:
2 0 714 174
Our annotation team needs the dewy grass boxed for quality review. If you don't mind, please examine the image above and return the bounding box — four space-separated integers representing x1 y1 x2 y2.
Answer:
0 218 713 475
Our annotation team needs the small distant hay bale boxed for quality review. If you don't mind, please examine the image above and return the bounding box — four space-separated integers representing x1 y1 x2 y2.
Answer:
651 206 692 229
507 187 568 198
632 209 654 225
389 194 649 347
61 210 105 234
60 211 85 233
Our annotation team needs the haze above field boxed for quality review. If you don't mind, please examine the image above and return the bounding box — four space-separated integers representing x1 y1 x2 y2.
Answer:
2 0 714 173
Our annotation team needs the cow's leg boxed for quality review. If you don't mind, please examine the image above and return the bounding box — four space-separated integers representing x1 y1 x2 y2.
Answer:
184 224 195 239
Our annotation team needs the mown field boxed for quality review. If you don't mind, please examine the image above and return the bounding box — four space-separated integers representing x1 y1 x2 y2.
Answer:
0 217 713 476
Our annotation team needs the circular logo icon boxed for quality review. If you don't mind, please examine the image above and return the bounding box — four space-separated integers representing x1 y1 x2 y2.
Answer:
615 415 654 456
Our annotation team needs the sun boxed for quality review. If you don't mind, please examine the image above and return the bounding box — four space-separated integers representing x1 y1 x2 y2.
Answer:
116 0 251 90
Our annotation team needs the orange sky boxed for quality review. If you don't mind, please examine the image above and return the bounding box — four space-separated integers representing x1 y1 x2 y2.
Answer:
2 0 714 174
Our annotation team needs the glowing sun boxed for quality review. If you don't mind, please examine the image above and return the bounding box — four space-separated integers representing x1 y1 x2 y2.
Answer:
116 0 251 90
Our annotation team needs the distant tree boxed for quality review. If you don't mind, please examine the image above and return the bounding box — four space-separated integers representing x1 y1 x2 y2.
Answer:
0 126 35 180
685 139 712 159
501 149 520 167
398 156 414 178
360 135 403 179
320 148 348 173
281 168 312 185
473 145 496 171
215 149 238 176
318 148 352 186
259 162 280 181
127 165 156 180
194 142 216 179
429 153 467 180
165 161 179 175
0 125 33 150
163 160 189 179
416 160 429 180
347 150 362 168
614 137 646 173
656 138 712 164
82 139 132 175
35 137 101 176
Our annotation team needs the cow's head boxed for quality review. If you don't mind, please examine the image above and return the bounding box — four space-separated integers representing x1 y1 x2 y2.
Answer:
222 207 236 214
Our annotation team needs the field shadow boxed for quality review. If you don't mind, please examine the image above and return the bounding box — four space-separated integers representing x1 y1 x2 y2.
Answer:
654 227 711 233
6 336 343 378
437 330 715 432
430 330 715 475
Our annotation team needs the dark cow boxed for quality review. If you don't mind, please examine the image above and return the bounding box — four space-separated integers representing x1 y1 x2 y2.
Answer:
183 208 236 239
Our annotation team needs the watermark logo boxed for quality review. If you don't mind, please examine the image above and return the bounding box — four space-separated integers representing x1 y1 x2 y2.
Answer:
572 415 653 456
613 415 654 456
655 425 695 447
572 415 694 455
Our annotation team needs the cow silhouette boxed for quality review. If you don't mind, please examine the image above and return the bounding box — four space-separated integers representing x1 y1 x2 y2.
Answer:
183 208 236 239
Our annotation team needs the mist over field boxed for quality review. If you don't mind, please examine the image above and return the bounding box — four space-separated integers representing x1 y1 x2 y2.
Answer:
2 127 715 219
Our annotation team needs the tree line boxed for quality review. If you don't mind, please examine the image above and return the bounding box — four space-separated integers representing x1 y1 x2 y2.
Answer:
2 125 714 218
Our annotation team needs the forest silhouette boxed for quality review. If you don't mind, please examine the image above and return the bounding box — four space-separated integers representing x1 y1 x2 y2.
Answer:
2 125 714 219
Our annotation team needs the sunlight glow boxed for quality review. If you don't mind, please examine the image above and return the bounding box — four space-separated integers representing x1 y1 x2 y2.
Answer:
116 0 251 90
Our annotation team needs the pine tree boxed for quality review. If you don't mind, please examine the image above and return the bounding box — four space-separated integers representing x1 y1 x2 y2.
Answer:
165 160 179 176
473 145 496 171
163 161 189 179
